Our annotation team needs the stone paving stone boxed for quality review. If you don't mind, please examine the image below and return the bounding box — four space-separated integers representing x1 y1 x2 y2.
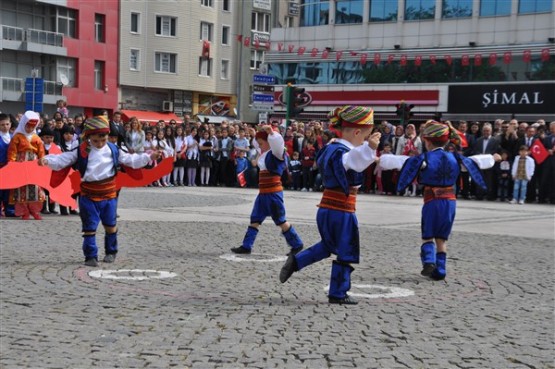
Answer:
1 187 553 369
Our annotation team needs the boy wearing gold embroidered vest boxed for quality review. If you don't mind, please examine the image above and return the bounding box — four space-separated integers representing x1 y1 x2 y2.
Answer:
39 116 160 267
280 106 381 305
231 125 303 255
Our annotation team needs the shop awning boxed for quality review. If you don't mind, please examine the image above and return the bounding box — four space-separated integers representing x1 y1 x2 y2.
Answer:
121 110 182 124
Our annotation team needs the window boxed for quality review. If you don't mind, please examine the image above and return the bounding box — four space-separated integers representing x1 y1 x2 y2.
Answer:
519 0 552 14
442 0 472 18
130 49 140 71
300 0 329 27
201 0 213 7
369 0 398 21
251 11 270 32
199 57 212 76
405 0 435 20
222 0 230 11
55 8 77 37
250 50 264 70
94 60 105 90
156 16 176 36
221 26 230 45
155 52 176 73
336 0 363 24
480 0 511 16
95 14 105 42
201 22 213 41
285 16 294 27
221 59 229 79
131 12 140 33
57 57 76 87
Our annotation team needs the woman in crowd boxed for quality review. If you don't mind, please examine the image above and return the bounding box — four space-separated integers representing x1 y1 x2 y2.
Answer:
125 117 145 154
185 127 199 186
395 123 422 156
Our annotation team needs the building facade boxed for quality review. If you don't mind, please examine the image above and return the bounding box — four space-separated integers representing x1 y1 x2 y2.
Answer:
0 0 119 117
267 0 555 122
118 0 239 124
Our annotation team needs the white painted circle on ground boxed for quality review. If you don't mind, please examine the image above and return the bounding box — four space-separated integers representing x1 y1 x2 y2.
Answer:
324 284 415 299
88 269 178 281
220 253 287 263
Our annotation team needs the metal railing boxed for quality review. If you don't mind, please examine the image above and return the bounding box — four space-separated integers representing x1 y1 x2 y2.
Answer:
2 25 25 41
26 28 63 47
2 77 62 95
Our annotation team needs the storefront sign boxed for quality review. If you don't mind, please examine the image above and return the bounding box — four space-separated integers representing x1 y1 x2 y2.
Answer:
253 0 271 11
288 2 299 16
449 84 555 114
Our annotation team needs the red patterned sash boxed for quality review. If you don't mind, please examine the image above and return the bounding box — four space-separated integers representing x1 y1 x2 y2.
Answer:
319 187 357 213
81 177 117 201
423 186 456 203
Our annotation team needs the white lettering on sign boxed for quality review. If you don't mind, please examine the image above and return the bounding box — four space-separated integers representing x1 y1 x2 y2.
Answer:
482 89 544 108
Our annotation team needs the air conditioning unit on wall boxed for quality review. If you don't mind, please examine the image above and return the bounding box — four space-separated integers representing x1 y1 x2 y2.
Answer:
162 101 173 111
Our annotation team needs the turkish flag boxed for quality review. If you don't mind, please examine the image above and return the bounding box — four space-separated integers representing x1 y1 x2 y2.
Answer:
414 55 422 67
530 139 549 164
297 46 306 55
360 53 368 66
350 51 358 56
400 54 407 66
265 41 271 50
489 53 497 66
310 48 318 57
254 38 260 49
336 51 343 61
243 37 250 47
503 51 512 64
278 42 284 51
387 54 395 64
429 55 437 64
236 34 243 43
237 170 247 187
445 55 452 66
373 53 381 65
288 44 295 53
461 55 469 66
322 49 329 59
541 48 550 62
474 54 482 66
523 50 531 63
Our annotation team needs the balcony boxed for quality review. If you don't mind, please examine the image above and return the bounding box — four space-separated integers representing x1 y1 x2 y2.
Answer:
1 77 64 104
1 25 66 56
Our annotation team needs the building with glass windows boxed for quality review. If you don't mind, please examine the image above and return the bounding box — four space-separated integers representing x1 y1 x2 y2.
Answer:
267 0 555 122
0 0 119 117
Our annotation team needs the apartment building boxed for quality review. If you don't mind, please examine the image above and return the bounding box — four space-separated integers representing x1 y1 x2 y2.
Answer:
0 0 119 117
267 0 555 122
118 0 239 124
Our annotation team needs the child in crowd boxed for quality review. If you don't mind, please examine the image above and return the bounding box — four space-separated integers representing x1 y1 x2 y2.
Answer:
173 126 187 186
234 150 248 187
0 113 15 217
56 99 69 118
185 127 199 186
7 111 46 220
288 151 302 190
231 125 304 255
384 120 498 281
39 125 59 215
403 149 420 197
280 106 381 305
379 143 395 195
510 145 535 205
153 130 173 186
301 139 316 191
58 125 79 216
496 150 511 202
39 116 160 266
199 130 213 186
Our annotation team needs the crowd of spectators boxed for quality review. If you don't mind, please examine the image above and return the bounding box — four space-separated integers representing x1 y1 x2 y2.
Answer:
3 109 555 208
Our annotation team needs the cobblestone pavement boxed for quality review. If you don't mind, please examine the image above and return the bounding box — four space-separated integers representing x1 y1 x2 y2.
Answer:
1 187 553 369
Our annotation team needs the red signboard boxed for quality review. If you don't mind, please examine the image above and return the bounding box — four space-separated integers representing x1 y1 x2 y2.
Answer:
274 90 439 106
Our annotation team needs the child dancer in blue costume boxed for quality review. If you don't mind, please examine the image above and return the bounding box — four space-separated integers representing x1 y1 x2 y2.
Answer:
39 116 160 267
380 120 499 281
231 125 303 255
280 106 381 305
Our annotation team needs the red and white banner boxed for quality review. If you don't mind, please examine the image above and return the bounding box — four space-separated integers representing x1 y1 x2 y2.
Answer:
530 139 549 164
